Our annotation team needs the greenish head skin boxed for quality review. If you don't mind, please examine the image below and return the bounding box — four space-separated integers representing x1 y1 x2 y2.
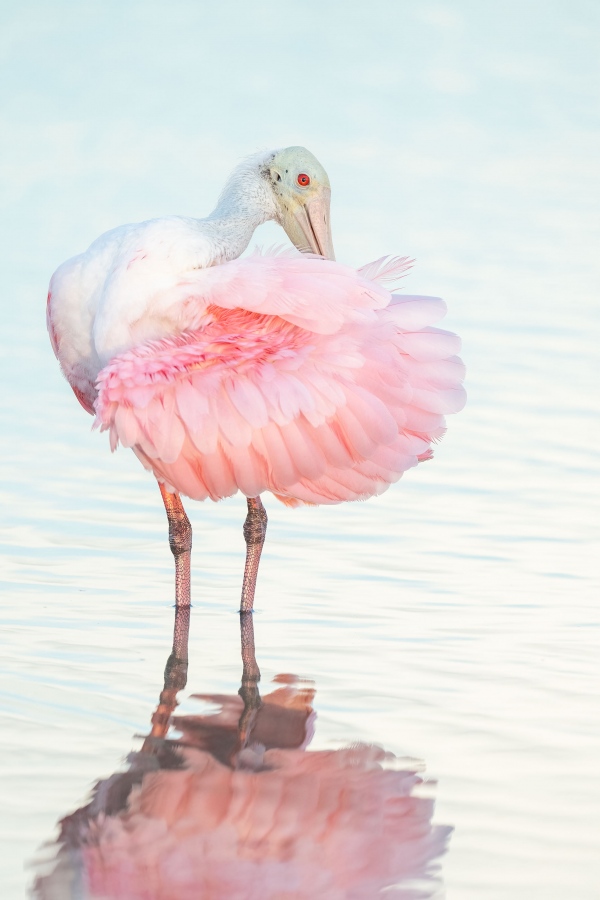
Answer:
265 146 335 260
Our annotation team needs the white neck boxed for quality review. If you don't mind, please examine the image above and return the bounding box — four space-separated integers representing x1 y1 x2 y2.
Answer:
200 153 279 264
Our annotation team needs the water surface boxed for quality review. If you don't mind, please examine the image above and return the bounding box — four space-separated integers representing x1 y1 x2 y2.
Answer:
1 2 599 897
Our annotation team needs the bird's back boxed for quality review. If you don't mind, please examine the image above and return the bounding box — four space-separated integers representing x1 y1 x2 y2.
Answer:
47 216 215 411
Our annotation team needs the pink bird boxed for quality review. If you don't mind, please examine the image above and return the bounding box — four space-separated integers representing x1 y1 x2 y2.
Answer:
47 146 466 611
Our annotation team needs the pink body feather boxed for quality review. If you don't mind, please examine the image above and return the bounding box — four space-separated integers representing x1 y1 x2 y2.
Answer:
84 252 465 506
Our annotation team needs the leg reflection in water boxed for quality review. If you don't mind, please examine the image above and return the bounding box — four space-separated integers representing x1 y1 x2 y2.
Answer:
32 607 452 900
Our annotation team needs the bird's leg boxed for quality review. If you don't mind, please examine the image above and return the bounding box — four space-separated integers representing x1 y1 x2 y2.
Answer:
159 482 192 608
233 497 267 758
153 604 190 739
164 601 190 689
240 608 261 686
152 486 191 749
237 609 261 752
240 496 268 613
142 603 190 750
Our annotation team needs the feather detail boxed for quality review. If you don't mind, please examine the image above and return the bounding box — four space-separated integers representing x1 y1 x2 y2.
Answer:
384 295 447 330
357 255 413 287
92 255 465 504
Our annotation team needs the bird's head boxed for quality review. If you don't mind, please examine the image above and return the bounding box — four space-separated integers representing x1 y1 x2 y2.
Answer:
264 146 335 260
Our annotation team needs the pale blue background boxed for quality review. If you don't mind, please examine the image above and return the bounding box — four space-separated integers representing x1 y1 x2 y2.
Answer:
1 2 599 898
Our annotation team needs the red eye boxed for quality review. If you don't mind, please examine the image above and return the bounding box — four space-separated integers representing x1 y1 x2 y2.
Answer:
297 173 310 187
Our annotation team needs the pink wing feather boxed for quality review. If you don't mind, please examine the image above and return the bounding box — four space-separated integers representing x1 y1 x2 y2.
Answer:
357 254 413 286
95 255 466 505
156 253 392 335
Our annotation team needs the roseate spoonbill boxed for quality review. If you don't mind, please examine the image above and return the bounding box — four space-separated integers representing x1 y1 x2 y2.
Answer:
47 146 466 612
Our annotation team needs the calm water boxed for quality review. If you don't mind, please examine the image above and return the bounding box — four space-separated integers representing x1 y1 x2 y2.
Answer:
1 1 599 897
2 277 598 897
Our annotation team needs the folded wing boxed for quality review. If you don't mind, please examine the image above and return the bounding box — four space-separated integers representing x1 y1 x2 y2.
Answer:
95 255 466 505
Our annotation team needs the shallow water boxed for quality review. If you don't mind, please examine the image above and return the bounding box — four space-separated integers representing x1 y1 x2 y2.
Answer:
2 286 598 896
1 1 600 897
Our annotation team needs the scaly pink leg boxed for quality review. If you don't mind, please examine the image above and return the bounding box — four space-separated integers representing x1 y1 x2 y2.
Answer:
235 497 266 754
240 607 260 684
143 603 190 750
159 483 192 609
237 606 261 756
240 496 268 613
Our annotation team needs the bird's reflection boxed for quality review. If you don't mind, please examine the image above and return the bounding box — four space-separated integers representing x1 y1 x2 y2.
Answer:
33 608 451 899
